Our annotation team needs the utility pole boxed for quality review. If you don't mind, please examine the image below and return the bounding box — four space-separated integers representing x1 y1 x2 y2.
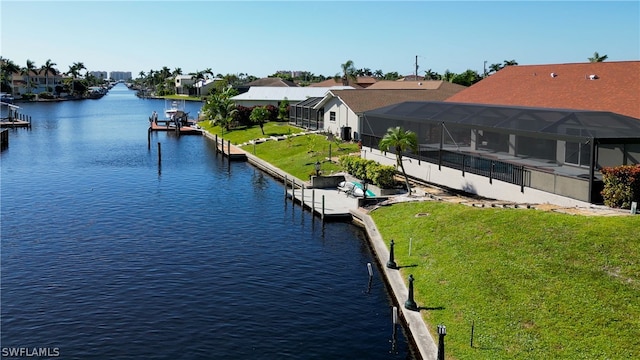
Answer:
483 60 487 78
415 55 419 80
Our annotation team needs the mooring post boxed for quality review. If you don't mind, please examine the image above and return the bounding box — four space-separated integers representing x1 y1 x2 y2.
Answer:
157 142 162 166
312 189 315 214
215 134 219 153
284 175 288 201
147 127 151 150
301 186 305 208
404 274 418 311
322 195 325 221
387 239 398 269
227 140 231 157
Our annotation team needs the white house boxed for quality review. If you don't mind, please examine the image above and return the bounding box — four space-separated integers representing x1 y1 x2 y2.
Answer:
312 85 467 141
231 86 352 108
174 75 195 95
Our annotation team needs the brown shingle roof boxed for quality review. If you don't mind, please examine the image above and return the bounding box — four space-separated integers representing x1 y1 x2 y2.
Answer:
328 89 463 114
245 77 298 87
366 80 467 95
445 61 640 119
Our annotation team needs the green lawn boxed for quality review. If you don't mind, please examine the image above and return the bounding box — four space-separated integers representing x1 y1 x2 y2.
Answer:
198 121 304 145
198 122 359 180
370 201 640 360
249 133 359 180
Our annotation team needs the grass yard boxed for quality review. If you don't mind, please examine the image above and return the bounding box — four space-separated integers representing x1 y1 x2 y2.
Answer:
370 201 640 360
198 121 304 145
249 133 359 180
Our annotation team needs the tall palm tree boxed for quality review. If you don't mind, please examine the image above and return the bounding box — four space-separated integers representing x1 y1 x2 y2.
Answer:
374 69 384 78
22 59 37 94
41 59 57 93
72 62 86 78
588 51 608 62
503 59 518 67
379 126 418 194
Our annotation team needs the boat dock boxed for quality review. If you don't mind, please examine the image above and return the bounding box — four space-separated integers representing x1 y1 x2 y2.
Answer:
1 102 31 129
202 132 247 161
149 119 202 135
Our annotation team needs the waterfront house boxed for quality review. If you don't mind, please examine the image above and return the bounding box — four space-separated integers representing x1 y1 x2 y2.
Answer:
357 61 640 207
305 83 466 141
174 75 195 95
11 69 64 97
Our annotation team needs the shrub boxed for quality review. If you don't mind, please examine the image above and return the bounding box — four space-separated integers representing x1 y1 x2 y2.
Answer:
38 92 55 99
600 164 640 209
339 155 397 188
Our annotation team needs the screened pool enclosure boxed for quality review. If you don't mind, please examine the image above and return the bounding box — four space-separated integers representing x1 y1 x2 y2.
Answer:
361 101 640 204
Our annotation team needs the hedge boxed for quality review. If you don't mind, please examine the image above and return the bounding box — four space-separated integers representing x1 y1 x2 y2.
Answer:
338 155 396 188
600 164 640 209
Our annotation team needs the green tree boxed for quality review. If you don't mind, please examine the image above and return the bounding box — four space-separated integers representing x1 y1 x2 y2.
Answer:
40 59 57 93
250 106 270 135
0 57 21 94
503 59 518 67
278 97 290 121
22 59 37 94
588 51 608 62
335 60 357 86
202 86 238 135
379 126 418 194
452 69 482 86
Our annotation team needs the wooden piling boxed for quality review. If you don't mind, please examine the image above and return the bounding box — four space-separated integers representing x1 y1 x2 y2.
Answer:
147 128 151 150
322 195 325 221
312 189 315 214
157 142 162 166
301 186 305 208
284 175 288 201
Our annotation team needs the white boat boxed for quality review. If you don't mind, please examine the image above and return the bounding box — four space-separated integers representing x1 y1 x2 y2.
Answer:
164 99 185 119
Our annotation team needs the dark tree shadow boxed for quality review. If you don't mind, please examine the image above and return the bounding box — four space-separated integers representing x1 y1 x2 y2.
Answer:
418 306 445 311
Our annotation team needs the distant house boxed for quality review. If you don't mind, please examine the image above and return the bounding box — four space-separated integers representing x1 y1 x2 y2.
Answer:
231 86 353 108
308 76 378 89
11 69 64 96
195 77 223 97
326 61 640 208
234 77 298 94
366 80 466 92
305 85 466 141
175 75 195 95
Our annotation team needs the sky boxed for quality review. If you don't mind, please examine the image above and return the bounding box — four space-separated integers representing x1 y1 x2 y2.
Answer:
1 1 638 79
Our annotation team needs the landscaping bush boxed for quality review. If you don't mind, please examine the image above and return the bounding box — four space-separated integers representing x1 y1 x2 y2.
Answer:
600 164 640 208
38 92 55 100
339 155 397 188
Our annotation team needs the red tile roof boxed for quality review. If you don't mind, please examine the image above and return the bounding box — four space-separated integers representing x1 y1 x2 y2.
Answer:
445 61 640 119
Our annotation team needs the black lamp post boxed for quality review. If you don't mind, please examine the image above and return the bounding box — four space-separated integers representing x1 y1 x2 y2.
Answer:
437 324 446 360
404 274 418 311
386 239 397 269
315 160 320 176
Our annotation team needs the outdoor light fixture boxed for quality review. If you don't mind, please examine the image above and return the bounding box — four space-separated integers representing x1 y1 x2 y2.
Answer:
315 160 321 176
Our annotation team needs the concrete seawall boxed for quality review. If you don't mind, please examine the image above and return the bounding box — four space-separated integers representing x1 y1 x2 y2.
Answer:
204 134 438 360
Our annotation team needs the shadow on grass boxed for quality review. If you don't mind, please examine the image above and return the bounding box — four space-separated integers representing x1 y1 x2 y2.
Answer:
418 306 445 311
397 264 418 269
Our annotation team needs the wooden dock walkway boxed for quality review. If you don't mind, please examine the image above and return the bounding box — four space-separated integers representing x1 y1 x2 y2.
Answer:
202 131 247 161
149 120 202 135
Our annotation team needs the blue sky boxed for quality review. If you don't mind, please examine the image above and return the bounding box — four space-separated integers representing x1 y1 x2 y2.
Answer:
1 1 638 78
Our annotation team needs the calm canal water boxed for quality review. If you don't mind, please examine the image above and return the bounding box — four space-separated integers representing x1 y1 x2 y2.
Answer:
1 84 415 359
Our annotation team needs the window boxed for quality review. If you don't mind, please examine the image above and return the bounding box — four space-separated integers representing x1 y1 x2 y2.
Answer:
329 111 336 122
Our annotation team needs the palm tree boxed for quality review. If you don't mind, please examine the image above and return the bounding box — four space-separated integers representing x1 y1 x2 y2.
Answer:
73 62 86 77
41 59 57 93
335 60 357 86
424 69 440 80
1 57 21 94
503 59 518 67
488 63 503 74
374 69 384 78
22 59 37 94
588 51 608 62
379 126 418 194
202 87 238 135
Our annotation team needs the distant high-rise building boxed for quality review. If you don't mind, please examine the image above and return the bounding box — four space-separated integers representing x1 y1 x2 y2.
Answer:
89 71 108 80
109 71 132 81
